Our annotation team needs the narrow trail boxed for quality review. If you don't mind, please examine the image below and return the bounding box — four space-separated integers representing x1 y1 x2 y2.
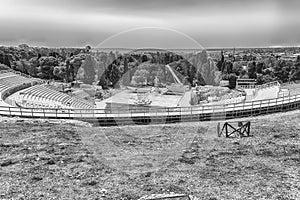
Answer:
79 127 124 167
178 123 219 165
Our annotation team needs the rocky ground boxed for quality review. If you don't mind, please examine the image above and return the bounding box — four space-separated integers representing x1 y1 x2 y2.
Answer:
1 111 300 199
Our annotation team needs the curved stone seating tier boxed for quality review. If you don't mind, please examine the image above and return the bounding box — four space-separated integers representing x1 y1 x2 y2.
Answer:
43 84 64 93
0 72 93 109
0 72 16 79
0 74 34 93
25 86 65 103
0 73 41 107
14 84 94 109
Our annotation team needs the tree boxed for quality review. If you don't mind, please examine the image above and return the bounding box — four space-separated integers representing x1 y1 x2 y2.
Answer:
122 57 131 85
195 70 206 85
157 66 166 83
273 60 291 83
216 51 224 71
53 65 66 81
65 58 71 82
257 73 274 84
28 57 39 77
12 60 25 73
187 64 197 85
3 54 11 67
228 73 238 89
81 54 96 84
232 62 243 76
18 44 29 50
38 56 59 79
222 60 233 74
85 45 91 53
130 62 152 86
131 69 150 86
289 56 300 82
106 63 120 87
247 61 256 79
69 55 85 82
256 62 265 74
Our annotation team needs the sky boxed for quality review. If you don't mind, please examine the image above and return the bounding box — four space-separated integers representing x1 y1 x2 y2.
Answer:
0 0 300 48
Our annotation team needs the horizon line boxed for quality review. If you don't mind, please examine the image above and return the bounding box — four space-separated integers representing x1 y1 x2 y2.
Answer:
1 44 300 50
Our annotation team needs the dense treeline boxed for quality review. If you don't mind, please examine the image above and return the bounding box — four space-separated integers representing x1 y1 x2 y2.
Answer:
215 51 300 85
2 44 300 89
0 45 221 88
0 45 86 82
100 50 220 88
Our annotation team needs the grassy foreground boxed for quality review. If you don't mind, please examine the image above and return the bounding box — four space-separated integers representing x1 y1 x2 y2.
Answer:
0 111 300 200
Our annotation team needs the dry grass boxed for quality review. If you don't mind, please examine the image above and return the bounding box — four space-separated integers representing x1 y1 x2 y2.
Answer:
1 111 300 199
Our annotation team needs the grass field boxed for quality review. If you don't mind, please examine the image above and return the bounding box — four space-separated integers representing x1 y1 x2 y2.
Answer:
1 111 300 199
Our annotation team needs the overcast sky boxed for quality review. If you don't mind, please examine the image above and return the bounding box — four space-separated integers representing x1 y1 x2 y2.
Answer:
1 0 300 48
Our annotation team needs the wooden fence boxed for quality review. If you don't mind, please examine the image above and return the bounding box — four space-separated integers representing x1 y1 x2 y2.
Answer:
218 121 251 138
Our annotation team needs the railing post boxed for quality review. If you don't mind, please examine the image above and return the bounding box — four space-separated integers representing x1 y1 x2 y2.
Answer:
259 100 262 112
225 122 228 137
281 95 284 111
8 107 11 116
217 122 220 137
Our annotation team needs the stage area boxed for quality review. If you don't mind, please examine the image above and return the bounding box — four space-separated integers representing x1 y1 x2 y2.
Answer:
96 89 184 109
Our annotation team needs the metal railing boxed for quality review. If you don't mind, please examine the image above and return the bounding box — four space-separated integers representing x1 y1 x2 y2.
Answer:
0 94 299 126
237 81 280 90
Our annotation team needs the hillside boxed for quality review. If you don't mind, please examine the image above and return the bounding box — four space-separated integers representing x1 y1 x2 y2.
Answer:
0 111 300 199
